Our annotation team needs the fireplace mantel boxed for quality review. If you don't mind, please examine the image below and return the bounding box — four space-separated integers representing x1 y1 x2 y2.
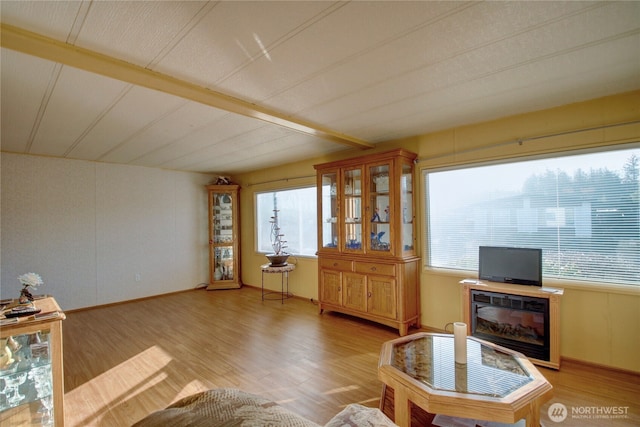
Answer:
461 280 563 370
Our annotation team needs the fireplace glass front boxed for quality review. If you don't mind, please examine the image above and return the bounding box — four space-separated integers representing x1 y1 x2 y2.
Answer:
471 290 550 361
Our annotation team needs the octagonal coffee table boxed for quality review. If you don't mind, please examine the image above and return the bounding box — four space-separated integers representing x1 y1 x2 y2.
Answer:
378 332 552 427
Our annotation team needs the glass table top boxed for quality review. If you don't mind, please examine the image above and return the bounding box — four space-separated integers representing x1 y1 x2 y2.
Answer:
390 334 533 398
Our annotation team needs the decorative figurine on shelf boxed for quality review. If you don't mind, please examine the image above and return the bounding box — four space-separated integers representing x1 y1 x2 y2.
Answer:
266 208 289 266
371 208 381 222
215 176 232 185
371 231 386 249
18 272 44 304
0 338 15 369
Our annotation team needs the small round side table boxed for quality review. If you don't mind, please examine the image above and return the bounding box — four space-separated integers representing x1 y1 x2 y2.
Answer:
261 263 295 303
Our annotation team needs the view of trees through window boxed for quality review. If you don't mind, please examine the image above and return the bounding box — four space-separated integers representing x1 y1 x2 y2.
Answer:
425 146 640 285
256 187 317 257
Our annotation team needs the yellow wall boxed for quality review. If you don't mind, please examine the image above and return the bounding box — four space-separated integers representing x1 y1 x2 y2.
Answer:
235 90 640 373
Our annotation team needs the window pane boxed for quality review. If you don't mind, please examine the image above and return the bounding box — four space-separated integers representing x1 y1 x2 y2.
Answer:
256 187 318 257
424 146 640 286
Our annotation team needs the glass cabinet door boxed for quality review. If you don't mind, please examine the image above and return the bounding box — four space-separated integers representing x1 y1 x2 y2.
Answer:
214 246 234 280
320 172 339 249
343 167 363 252
400 161 414 254
212 193 233 245
0 329 55 425
212 193 234 281
369 163 391 253
207 184 241 290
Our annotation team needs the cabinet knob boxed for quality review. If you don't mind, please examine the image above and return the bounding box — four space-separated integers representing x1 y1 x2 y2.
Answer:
368 292 372 298
370 266 376 271
333 262 338 267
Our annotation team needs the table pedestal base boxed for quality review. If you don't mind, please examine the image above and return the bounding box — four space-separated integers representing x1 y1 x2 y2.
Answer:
261 263 295 303
380 385 529 427
380 385 439 427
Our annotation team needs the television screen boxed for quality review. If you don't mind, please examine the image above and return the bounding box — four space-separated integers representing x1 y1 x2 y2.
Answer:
478 246 542 286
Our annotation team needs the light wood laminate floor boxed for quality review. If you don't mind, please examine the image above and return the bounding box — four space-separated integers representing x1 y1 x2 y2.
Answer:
62 287 639 426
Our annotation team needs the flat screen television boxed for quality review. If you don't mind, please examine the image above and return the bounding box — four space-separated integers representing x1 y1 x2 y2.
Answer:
478 246 542 286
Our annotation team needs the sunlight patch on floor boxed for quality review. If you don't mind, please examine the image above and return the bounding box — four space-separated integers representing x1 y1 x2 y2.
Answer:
64 345 209 426
324 384 360 395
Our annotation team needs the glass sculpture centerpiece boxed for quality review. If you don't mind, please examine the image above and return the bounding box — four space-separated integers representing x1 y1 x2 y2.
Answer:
266 209 289 266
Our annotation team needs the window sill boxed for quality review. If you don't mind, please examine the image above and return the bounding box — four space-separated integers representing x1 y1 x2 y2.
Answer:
423 267 640 297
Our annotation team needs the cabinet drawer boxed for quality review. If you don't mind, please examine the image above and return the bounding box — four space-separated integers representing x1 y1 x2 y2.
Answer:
355 262 395 276
320 258 353 271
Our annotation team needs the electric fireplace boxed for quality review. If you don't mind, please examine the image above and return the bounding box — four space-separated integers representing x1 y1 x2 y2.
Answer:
471 289 550 361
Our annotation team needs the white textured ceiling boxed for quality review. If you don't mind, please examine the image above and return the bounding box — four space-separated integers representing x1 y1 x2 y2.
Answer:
1 1 639 175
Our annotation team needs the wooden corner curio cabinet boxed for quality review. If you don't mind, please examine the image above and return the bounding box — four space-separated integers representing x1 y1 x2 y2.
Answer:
314 149 420 336
207 184 241 290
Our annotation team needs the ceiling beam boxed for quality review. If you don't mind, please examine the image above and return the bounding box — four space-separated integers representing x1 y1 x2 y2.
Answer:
0 23 374 150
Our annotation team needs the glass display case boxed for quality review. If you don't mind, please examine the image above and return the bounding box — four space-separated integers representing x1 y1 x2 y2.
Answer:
0 297 65 426
314 149 420 336
316 149 417 259
207 184 241 290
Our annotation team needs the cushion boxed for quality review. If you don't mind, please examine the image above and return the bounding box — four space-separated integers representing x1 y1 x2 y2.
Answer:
132 388 321 427
325 403 397 427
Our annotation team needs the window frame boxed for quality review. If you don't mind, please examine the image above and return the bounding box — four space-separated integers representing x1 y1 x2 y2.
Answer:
422 143 640 288
254 185 318 258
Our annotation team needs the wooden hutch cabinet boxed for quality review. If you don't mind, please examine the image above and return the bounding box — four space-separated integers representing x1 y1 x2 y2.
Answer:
207 184 241 290
314 149 420 336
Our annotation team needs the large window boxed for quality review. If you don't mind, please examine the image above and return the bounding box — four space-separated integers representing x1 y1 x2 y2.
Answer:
256 187 317 257
425 145 640 286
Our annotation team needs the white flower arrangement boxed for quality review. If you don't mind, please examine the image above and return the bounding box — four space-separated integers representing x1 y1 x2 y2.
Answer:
18 272 44 288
